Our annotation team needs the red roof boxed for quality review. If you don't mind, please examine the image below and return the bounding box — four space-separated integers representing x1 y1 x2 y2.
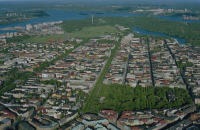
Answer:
37 108 50 115
164 80 170 84
159 119 167 125
153 117 161 122
1 110 15 118
37 108 50 112
23 102 30 105
131 126 139 130
121 111 133 119
139 119 148 122
101 110 117 115
35 73 42 75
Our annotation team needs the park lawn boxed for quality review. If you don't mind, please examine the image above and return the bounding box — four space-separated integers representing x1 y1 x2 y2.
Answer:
22 34 68 43
68 26 118 38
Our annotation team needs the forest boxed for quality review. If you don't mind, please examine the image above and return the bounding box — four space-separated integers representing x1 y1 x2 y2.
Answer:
90 83 193 114
6 35 31 43
131 15 200 46
27 10 50 17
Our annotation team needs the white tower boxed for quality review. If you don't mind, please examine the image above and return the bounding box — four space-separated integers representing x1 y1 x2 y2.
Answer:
185 8 187 12
92 14 94 24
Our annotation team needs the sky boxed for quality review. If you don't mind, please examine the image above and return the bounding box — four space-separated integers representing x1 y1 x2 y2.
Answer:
0 0 199 3
0 0 200 2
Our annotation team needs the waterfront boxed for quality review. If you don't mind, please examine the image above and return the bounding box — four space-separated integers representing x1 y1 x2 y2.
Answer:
132 26 186 44
0 10 198 43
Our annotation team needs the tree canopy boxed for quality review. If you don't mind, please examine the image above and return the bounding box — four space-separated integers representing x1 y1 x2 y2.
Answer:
90 84 193 114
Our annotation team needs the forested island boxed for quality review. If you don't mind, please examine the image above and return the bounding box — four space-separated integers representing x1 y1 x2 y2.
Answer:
0 10 50 25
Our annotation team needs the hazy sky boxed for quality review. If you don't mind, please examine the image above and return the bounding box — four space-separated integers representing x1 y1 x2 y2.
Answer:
0 0 200 2
0 0 199 3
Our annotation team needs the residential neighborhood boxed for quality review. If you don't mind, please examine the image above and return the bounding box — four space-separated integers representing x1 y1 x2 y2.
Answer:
0 19 200 130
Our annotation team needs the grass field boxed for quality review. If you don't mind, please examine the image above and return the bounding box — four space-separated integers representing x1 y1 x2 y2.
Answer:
22 34 68 43
68 26 118 38
21 26 117 43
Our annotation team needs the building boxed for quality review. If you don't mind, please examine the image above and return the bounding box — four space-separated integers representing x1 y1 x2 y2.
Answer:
98 110 118 124
18 121 35 130
0 118 11 130
167 91 176 102
26 24 32 31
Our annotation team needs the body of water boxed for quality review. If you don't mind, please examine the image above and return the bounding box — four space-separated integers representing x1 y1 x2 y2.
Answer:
0 10 198 44
0 8 12 10
132 26 186 44
0 10 142 34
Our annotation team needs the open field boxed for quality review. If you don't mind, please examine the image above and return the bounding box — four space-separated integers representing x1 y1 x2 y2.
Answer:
22 34 67 43
68 26 118 38
21 26 117 43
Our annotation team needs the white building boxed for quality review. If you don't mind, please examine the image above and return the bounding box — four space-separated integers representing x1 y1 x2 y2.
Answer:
26 24 32 31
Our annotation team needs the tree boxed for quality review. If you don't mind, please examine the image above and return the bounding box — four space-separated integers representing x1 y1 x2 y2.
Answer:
73 40 77 44
72 89 76 94
100 56 108 59
7 97 12 101
60 114 65 119
53 101 56 106
48 93 51 97
57 81 61 88
109 94 114 99
90 77 95 81
76 96 79 103
79 70 84 73
135 99 140 110
42 98 44 105
16 116 22 122
58 48 61 52
187 98 193 104
38 110 42 116
16 98 20 102
174 87 178 92
123 57 128 60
